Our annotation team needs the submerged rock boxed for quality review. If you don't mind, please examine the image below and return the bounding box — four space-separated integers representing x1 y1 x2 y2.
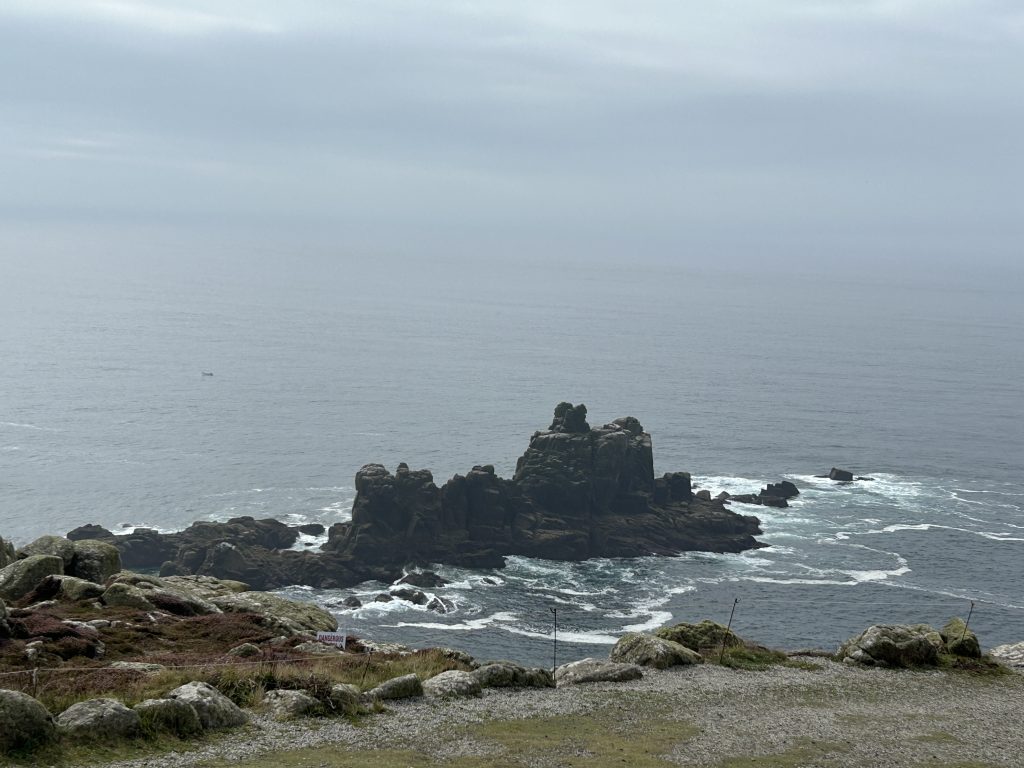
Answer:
398 571 450 588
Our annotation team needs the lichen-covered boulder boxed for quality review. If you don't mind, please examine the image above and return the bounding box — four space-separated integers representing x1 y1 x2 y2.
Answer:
990 641 1024 671
166 681 248 730
69 539 121 584
160 574 251 599
328 683 361 715
54 575 105 601
56 698 141 740
107 573 221 615
262 689 320 719
133 698 202 736
654 620 742 652
366 673 423 700
0 536 16 569
0 598 10 638
209 591 336 635
0 689 56 753
228 642 261 658
18 536 76 569
555 658 643 687
941 617 981 659
838 624 941 667
0 555 64 601
472 661 553 688
610 632 702 668
101 583 155 610
423 670 482 698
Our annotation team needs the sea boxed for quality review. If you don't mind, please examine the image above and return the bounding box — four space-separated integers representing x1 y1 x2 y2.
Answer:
2 251 1022 668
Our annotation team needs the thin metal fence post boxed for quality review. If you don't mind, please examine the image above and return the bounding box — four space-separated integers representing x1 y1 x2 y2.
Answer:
549 607 558 674
719 598 739 664
359 648 372 688
961 600 976 643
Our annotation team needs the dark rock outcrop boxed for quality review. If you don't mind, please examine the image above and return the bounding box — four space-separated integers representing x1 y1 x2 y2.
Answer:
761 481 799 499
72 405 763 589
829 467 855 482
722 480 799 509
324 405 762 572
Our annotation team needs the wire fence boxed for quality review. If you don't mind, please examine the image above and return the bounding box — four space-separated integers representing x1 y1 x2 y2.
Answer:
1 590 1020 690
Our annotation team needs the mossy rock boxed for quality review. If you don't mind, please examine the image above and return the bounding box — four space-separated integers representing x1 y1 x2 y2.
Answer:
654 619 742 652
69 539 121 583
941 617 981 659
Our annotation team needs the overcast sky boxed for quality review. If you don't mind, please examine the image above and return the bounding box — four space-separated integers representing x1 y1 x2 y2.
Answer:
1 0 1021 267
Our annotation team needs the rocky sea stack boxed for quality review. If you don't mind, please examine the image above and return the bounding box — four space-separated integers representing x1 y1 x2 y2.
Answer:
70 404 763 589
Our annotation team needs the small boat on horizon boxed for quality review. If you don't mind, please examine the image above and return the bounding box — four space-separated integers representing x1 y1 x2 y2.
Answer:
201 372 214 376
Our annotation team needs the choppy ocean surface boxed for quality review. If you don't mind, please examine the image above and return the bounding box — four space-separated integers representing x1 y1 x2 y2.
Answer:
1 253 1022 667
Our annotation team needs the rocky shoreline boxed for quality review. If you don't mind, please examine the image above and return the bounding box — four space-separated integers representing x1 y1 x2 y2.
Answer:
3 533 1024 764
57 404 766 590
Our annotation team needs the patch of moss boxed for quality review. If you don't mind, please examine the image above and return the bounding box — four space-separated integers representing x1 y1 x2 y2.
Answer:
712 645 789 670
714 737 851 767
655 619 741 651
914 730 961 744
936 653 1012 676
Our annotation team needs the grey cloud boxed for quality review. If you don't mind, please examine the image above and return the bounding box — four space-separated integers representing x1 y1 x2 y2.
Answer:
0 1 1021 266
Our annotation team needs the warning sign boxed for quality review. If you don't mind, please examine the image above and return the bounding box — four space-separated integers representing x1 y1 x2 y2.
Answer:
315 631 347 649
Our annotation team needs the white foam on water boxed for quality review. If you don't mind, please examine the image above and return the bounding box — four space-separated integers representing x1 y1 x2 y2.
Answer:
113 523 179 535
693 475 763 493
318 501 352 520
0 421 62 432
547 595 597 611
868 523 1024 542
502 625 618 645
622 610 674 633
837 565 912 582
743 576 861 586
289 532 328 551
389 611 519 632
667 585 697 596
1 446 21 451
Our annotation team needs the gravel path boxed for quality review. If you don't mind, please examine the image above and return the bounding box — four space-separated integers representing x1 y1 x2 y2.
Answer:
110 660 1024 768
